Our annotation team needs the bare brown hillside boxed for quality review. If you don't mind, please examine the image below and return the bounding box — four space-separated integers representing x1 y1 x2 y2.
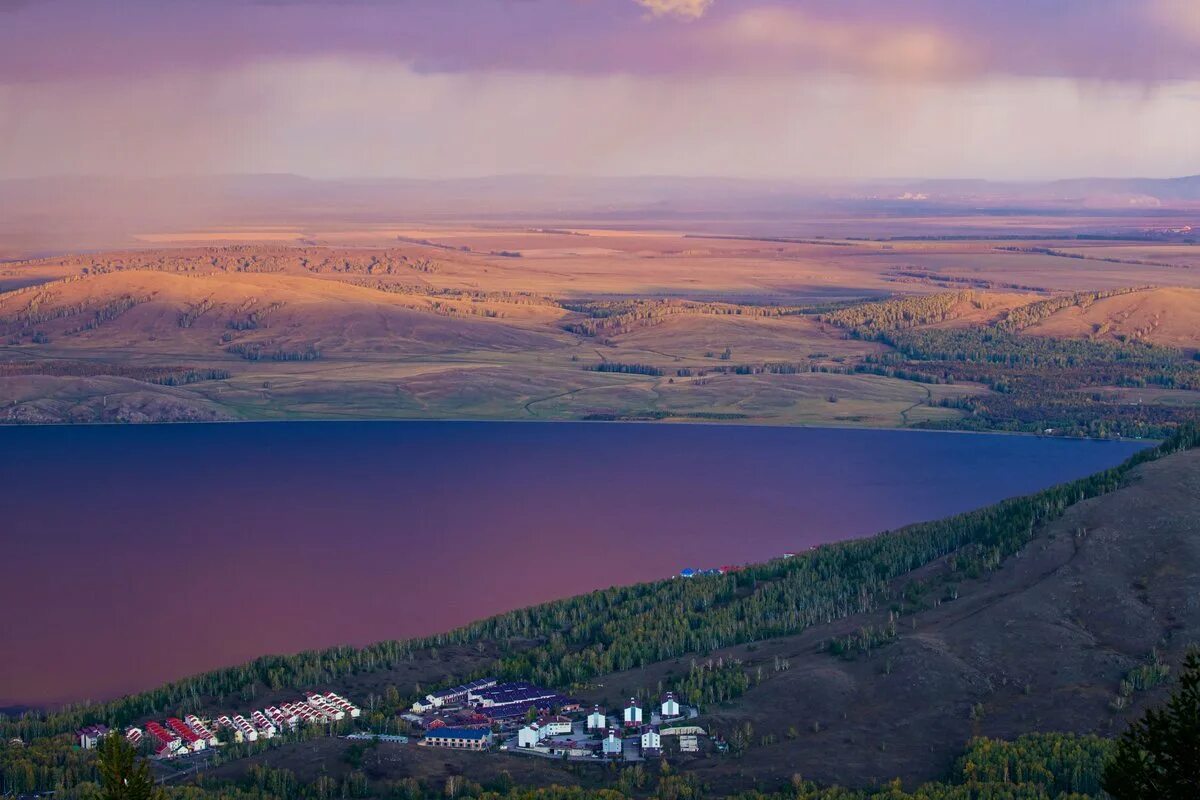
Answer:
1023 287 1200 348
0 270 567 356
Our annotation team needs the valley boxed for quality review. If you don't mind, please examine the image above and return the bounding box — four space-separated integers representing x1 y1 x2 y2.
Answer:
2 227 1198 436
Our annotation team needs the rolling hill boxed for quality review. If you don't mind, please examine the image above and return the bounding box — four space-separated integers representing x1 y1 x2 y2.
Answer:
1022 287 1200 349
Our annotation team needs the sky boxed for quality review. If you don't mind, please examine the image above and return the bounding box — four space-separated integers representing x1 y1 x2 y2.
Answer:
0 0 1198 181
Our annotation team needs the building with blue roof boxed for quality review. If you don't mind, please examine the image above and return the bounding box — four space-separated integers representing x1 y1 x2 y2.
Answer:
421 727 493 750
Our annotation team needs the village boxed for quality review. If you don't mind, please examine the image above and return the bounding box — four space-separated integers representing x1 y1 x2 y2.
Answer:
77 676 720 767
402 678 720 761
77 691 363 759
76 679 722 766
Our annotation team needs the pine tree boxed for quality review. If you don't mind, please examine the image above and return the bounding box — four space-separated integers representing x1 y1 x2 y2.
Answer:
96 732 161 800
1103 648 1200 798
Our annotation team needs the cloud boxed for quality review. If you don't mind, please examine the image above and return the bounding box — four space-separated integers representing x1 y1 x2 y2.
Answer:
634 0 713 20
1147 0 1200 42
4 57 1199 182
704 6 976 79
0 0 1198 86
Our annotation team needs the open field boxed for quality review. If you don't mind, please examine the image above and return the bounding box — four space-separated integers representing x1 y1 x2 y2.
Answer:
0 227 1197 431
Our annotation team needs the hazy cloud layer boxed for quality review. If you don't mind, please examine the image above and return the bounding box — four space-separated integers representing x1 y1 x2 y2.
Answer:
3 59 1197 181
0 1 1197 181
0 0 1197 83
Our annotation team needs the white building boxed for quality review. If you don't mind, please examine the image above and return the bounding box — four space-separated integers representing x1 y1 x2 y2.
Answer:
232 715 258 742
251 711 277 738
640 728 661 754
587 706 607 731
78 725 109 749
661 692 680 718
623 699 642 726
184 716 219 747
325 692 362 718
306 693 345 721
517 724 542 748
602 729 623 758
538 715 572 736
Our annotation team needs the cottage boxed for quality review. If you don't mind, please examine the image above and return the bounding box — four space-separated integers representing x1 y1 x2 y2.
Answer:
183 715 219 746
324 692 362 718
421 727 493 751
640 727 661 756
660 692 680 718
586 706 607 731
144 722 181 754
602 729 623 758
124 728 143 748
231 715 258 742
622 698 642 726
166 718 205 751
250 711 277 738
78 724 109 750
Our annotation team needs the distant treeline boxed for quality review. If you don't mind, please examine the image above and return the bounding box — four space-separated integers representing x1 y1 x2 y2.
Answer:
0 361 229 386
583 362 664 376
819 288 1200 437
562 298 807 340
882 327 1200 437
581 411 748 421
225 343 321 362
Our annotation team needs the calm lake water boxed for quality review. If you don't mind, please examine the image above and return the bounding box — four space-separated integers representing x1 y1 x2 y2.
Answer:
0 421 1149 708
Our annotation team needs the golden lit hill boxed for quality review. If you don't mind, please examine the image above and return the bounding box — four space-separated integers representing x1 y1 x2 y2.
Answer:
0 270 569 357
1022 287 1200 349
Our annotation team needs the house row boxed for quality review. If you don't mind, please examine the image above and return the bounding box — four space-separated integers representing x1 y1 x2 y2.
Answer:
184 715 218 745
597 725 661 760
98 690 361 759
608 693 682 729
144 721 184 757
166 717 207 750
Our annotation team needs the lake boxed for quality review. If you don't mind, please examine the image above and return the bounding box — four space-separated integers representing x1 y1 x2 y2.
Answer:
0 421 1149 709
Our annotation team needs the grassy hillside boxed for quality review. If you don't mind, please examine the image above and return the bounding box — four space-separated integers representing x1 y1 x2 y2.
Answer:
2 245 1199 433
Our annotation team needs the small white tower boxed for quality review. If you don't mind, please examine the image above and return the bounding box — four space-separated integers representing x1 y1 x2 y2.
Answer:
623 698 642 726
587 705 607 731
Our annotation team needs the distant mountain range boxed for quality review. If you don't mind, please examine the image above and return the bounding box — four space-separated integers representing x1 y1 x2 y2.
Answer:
1 173 1196 254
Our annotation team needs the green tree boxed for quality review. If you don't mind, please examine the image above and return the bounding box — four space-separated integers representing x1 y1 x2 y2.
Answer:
96 733 161 800
1103 648 1200 799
